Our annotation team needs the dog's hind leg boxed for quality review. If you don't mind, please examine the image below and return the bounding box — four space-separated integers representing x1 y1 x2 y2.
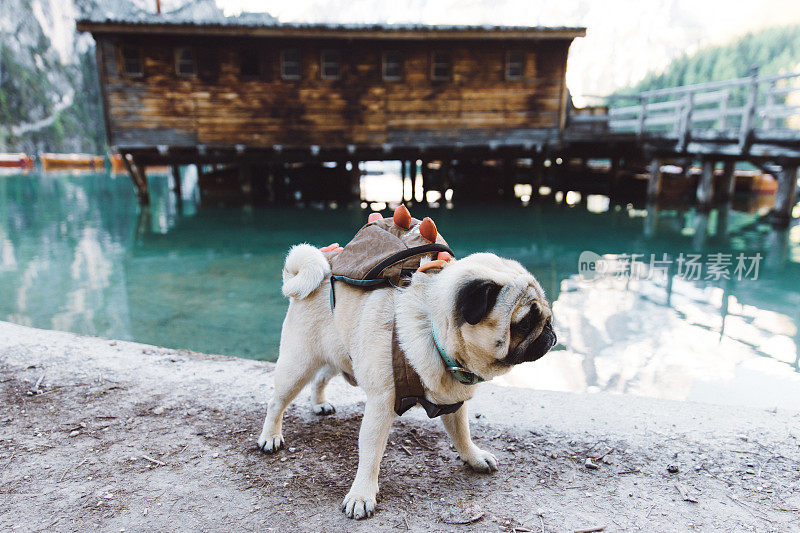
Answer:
310 365 337 415
257 340 320 454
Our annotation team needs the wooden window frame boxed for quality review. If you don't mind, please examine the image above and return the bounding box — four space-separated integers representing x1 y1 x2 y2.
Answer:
174 47 197 78
431 51 451 81
119 45 143 78
382 50 403 81
320 49 341 80
506 51 524 80
281 49 301 80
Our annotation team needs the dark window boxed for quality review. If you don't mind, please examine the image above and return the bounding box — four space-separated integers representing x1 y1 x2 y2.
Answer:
175 47 196 77
281 49 301 80
506 51 524 80
432 51 451 81
240 49 261 78
321 50 341 80
120 46 142 77
383 51 402 81
198 49 219 82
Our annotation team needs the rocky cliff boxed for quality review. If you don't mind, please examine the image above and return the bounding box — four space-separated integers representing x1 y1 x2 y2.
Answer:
0 0 219 154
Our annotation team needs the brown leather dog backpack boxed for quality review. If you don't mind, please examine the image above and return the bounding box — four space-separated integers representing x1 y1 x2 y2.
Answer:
325 205 453 300
321 205 463 418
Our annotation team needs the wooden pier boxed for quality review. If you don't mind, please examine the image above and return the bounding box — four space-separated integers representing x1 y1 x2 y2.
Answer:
565 67 800 226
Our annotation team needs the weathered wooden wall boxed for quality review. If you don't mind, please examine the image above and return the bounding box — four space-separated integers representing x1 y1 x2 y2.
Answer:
95 35 571 148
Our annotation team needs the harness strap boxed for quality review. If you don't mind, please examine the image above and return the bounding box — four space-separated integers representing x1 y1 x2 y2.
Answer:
365 243 453 280
329 275 388 310
392 320 463 418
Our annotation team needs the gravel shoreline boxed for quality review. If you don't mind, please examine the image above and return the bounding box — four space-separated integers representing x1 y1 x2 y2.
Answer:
1 321 799 532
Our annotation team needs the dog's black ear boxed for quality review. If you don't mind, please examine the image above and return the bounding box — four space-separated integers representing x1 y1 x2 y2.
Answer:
457 280 502 325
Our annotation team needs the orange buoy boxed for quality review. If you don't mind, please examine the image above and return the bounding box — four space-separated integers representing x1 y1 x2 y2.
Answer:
393 204 411 230
437 251 452 262
419 217 437 243
368 212 382 223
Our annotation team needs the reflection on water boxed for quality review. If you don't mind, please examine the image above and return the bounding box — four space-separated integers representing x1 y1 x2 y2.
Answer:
1 171 798 408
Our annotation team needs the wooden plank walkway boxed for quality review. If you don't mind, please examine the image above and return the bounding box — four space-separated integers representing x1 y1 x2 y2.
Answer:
570 67 800 159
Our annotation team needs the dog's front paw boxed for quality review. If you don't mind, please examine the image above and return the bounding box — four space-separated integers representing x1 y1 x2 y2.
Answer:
312 401 336 416
462 447 498 473
341 491 377 519
257 433 284 454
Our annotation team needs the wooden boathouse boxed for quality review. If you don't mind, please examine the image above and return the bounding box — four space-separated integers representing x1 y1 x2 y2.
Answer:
77 13 799 228
76 13 585 205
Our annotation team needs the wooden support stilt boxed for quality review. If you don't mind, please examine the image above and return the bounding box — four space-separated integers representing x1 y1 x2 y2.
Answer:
532 156 544 195
239 161 256 202
693 212 709 250
770 164 799 227
717 200 731 237
502 158 516 201
738 66 759 154
609 157 620 196
348 160 361 202
122 154 150 206
420 160 429 204
171 164 183 206
644 202 658 238
646 158 662 201
266 162 276 203
400 160 406 202
676 92 694 152
441 159 452 202
718 160 735 201
409 159 418 203
681 160 694 202
249 163 269 205
696 159 715 210
269 162 287 204
171 164 182 199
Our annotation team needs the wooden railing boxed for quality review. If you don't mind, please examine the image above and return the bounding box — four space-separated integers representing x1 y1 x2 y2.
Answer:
600 67 800 151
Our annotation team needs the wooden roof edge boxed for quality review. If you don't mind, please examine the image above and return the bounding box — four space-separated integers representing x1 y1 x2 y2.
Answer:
76 20 586 40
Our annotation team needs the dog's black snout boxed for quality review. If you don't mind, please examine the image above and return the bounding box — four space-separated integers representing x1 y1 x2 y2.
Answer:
503 319 556 366
547 323 557 348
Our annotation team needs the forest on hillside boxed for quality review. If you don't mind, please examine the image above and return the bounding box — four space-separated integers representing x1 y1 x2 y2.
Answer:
614 24 800 97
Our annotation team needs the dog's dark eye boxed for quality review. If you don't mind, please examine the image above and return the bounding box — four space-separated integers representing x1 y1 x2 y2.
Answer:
511 305 541 336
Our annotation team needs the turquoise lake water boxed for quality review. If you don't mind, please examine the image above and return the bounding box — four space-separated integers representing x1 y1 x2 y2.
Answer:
1 170 798 408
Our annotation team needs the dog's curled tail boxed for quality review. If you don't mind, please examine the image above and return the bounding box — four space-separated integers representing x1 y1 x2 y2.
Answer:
282 244 331 299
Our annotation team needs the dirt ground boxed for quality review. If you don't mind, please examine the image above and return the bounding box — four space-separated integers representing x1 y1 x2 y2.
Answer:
1 321 799 532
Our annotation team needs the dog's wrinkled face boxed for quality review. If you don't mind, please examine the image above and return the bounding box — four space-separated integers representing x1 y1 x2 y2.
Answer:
427 253 556 380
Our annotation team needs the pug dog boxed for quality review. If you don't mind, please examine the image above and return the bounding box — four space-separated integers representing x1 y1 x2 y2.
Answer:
257 243 556 519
